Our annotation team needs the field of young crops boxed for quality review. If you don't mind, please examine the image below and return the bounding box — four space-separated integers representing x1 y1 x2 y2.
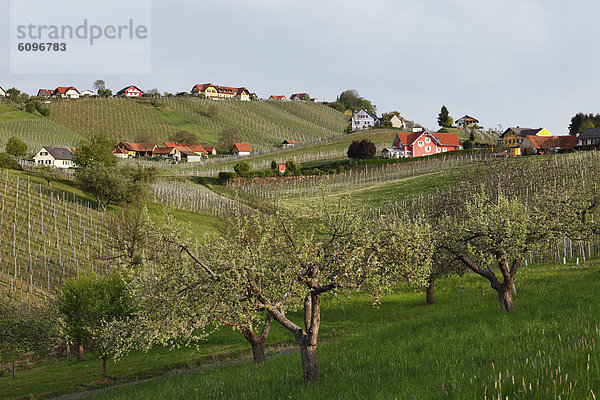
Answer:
0 172 112 307
0 119 82 152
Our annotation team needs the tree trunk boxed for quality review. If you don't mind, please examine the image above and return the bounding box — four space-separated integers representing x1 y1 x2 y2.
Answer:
251 340 266 364
426 278 435 305
102 357 108 378
299 341 319 382
498 283 515 313
77 344 84 362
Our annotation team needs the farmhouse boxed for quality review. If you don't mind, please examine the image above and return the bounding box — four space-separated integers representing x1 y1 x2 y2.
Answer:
112 142 156 158
80 90 94 97
37 89 54 98
381 147 404 159
249 93 259 101
577 127 600 150
269 95 287 101
164 142 208 157
33 146 75 168
53 87 80 99
520 135 578 154
116 85 144 98
232 143 252 156
456 115 479 128
351 110 379 131
290 93 309 101
0 87 6 98
191 83 252 100
499 127 553 156
282 139 297 148
390 130 461 158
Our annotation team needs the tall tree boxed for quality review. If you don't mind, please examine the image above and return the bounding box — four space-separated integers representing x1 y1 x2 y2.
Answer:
169 130 198 145
437 105 453 128
219 128 242 151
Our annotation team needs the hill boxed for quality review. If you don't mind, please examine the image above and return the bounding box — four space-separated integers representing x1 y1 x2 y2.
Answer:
41 98 349 151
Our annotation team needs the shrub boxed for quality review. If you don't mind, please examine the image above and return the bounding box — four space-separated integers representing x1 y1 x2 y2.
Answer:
5 137 28 158
328 169 337 174
218 172 238 184
234 162 252 177
347 139 376 160
271 160 277 170
463 140 473 150
286 160 301 176
0 153 23 170
338 166 346 173
255 171 266 178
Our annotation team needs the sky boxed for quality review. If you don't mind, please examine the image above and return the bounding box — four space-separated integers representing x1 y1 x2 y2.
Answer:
1 0 599 134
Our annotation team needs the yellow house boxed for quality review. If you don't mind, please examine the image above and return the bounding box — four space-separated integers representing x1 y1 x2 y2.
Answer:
344 108 355 116
499 127 552 155
191 83 219 98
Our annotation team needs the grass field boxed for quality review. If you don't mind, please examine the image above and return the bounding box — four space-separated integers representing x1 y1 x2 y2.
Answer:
1 262 594 399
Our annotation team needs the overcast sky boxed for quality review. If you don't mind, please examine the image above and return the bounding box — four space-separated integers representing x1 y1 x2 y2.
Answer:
1 0 598 133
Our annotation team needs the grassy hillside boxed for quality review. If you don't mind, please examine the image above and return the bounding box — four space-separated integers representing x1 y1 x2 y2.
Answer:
2 262 596 399
40 98 348 151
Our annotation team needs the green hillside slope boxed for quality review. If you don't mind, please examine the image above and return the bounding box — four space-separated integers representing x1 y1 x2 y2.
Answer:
33 98 349 151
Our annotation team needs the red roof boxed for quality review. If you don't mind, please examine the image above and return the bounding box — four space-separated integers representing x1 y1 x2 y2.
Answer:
153 146 175 155
291 93 309 100
113 147 129 154
283 139 297 144
394 132 425 146
193 83 215 92
206 146 216 152
431 133 461 147
525 135 578 150
55 86 79 94
233 143 252 152
270 95 286 100
187 144 208 154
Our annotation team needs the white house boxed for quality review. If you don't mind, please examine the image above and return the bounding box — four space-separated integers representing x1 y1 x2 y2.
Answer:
33 146 75 169
53 87 80 99
390 115 407 130
0 87 6 98
80 90 94 97
351 110 379 131
232 143 252 156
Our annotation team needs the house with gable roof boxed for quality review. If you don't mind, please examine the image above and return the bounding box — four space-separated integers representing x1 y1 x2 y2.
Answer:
269 95 287 101
385 130 461 158
116 85 144 98
290 93 309 101
53 87 80 99
351 110 380 131
191 83 253 100
232 143 252 156
37 89 54 99
499 127 553 155
520 135 578 154
576 127 600 150
33 146 75 168
456 115 479 128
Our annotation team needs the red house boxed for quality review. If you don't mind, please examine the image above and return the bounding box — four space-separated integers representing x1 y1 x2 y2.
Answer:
116 85 144 98
391 130 461 158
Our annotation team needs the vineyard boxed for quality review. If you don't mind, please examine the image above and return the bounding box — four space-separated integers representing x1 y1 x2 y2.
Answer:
0 171 112 307
36 98 349 152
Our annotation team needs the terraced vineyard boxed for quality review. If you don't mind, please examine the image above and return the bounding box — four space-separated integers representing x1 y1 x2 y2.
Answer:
0 171 112 306
0 119 81 151
41 98 348 151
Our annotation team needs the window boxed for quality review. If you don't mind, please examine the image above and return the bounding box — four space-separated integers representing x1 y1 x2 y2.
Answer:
424 137 431 143
41 151 48 156
46 160 51 164
425 146 431 152
443 148 447 152
418 141 424 147
436 147 441 153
